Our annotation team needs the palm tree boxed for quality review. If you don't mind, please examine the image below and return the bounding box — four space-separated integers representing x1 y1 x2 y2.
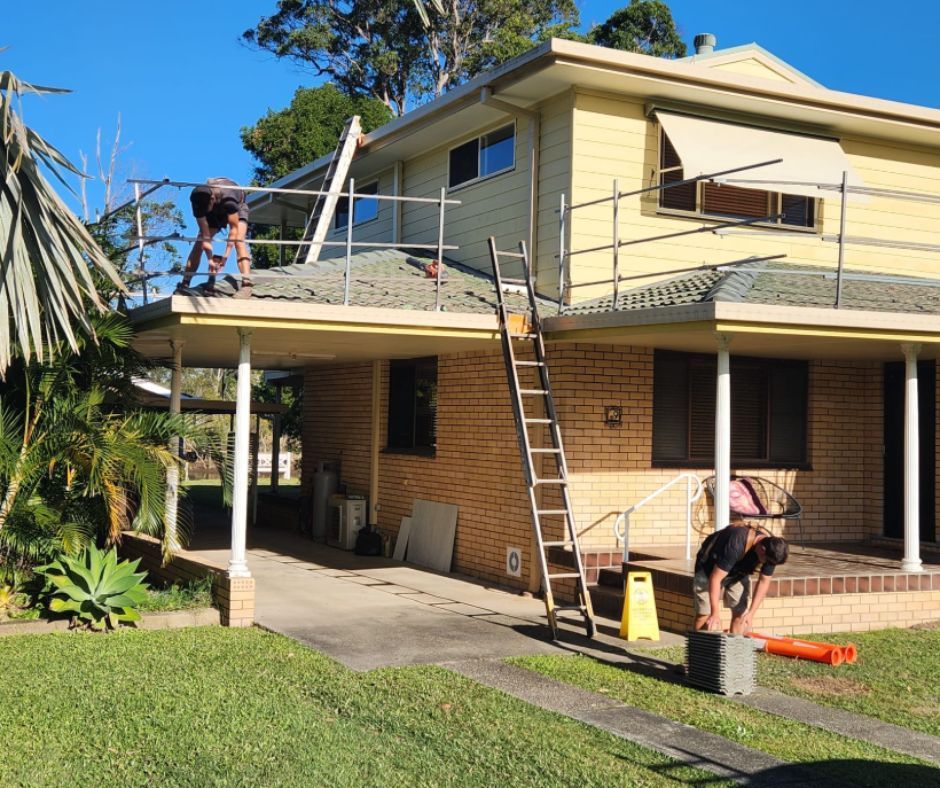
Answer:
0 314 209 566
0 71 123 376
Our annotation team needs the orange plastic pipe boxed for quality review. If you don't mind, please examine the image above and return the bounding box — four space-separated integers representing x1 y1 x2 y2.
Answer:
750 632 858 665
748 632 845 666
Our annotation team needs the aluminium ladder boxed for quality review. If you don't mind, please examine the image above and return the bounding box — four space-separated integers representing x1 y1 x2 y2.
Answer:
488 237 596 640
293 115 362 266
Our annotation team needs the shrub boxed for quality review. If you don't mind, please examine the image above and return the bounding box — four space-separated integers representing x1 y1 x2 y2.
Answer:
37 545 149 630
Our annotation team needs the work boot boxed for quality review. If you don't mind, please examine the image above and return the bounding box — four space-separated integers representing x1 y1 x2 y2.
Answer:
232 280 253 299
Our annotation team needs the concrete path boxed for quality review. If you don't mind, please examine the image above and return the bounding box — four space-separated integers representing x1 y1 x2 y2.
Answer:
193 531 588 670
446 659 846 787
733 690 940 767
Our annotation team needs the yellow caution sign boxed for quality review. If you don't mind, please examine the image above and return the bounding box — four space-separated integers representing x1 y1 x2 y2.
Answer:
619 571 660 641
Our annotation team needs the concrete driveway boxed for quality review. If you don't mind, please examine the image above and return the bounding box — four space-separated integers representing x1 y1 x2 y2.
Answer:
191 526 580 670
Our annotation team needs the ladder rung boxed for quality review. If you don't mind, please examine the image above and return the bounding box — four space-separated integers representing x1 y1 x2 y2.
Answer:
554 605 590 614
519 389 548 396
548 572 581 580
543 540 574 548
510 333 536 339
498 251 526 259
501 277 526 285
525 418 552 424
514 361 545 367
530 448 561 453
534 478 568 486
536 509 568 516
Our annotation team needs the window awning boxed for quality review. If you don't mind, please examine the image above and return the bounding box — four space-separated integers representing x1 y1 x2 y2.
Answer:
656 112 865 202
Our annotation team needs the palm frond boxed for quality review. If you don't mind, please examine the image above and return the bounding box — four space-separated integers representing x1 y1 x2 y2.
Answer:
0 70 125 375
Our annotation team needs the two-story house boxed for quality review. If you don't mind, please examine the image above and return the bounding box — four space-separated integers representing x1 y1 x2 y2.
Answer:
129 36 940 632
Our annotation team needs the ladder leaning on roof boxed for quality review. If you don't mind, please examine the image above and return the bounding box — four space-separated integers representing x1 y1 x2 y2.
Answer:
488 237 596 641
293 115 362 266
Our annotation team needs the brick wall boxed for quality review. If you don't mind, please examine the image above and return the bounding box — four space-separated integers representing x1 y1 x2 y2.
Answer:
300 344 922 590
119 533 253 628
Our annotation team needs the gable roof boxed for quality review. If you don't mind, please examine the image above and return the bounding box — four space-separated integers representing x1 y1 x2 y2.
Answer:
249 38 940 224
679 44 823 88
563 262 940 317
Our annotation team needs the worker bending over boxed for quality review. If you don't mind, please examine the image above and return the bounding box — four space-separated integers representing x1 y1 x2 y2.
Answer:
178 177 252 298
693 523 789 634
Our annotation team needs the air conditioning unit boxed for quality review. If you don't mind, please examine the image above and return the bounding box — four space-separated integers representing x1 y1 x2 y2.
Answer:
327 497 367 550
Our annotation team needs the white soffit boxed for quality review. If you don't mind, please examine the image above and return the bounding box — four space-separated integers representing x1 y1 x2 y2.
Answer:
656 111 866 202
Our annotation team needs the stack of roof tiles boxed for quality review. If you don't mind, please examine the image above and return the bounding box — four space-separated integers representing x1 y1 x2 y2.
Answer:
685 630 756 696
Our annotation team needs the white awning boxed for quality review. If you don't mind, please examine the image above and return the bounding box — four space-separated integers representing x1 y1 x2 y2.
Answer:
657 112 865 202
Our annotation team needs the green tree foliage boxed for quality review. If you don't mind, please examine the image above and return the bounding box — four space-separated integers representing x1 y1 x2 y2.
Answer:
242 1 580 115
0 71 124 375
241 84 392 184
588 0 686 58
0 314 209 571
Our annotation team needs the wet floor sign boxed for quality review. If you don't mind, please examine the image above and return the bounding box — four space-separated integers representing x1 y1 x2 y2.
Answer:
619 571 660 641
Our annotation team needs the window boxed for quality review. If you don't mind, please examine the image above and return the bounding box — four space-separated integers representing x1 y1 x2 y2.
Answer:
448 124 515 188
335 181 379 229
387 357 437 453
658 130 816 228
652 351 808 467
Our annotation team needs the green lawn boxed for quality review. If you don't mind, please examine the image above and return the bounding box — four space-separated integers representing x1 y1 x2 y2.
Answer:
0 627 727 787
756 627 940 737
512 634 940 788
625 628 940 738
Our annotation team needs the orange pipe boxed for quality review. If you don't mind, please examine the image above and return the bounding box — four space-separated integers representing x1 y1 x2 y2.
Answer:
751 632 858 665
748 632 845 666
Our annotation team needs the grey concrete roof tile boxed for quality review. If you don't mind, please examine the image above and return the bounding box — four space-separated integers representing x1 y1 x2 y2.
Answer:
185 248 546 314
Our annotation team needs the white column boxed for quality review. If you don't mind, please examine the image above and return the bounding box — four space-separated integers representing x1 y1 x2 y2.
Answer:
229 328 253 578
714 333 732 532
901 343 923 572
164 339 184 554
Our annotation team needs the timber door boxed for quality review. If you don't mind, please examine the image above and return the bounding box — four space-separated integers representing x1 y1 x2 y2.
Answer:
883 361 935 540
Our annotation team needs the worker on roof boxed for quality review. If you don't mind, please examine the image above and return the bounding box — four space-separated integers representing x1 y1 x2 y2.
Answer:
177 177 252 298
693 523 789 634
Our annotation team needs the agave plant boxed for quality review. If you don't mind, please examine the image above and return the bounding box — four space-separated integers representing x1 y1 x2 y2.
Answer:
37 544 149 630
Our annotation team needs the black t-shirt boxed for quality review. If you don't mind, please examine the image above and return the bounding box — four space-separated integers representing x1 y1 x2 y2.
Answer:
190 177 249 228
695 525 776 579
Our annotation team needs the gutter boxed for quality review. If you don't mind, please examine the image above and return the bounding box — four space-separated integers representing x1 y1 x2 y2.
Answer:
479 86 541 281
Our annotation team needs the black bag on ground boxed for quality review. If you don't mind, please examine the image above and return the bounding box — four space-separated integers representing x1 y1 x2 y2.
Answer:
354 525 383 556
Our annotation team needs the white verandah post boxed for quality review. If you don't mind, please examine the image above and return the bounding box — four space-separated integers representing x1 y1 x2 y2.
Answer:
714 333 732 532
901 343 924 572
229 328 253 578
164 339 184 554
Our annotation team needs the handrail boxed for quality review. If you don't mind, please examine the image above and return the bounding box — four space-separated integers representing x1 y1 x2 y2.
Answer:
613 473 703 565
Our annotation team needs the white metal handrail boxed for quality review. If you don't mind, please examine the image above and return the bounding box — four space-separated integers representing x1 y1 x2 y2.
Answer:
613 473 704 565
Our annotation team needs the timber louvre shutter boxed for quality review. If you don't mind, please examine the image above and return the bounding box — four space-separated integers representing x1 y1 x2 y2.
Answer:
652 351 807 467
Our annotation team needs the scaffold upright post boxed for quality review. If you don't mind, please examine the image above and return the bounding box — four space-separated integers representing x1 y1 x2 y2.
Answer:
344 177 354 306
836 170 849 308
435 186 445 312
612 179 620 311
558 193 566 314
133 182 148 305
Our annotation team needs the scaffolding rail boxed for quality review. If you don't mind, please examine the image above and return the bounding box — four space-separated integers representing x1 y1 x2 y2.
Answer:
558 163 940 314
115 178 461 310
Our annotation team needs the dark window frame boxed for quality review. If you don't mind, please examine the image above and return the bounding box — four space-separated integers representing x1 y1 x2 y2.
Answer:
334 180 379 230
652 350 810 469
448 123 516 190
385 357 438 456
657 128 818 231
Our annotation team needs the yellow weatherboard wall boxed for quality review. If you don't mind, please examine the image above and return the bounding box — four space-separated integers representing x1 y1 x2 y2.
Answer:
567 90 940 303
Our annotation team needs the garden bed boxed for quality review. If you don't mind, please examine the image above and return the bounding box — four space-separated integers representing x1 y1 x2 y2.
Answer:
0 607 219 637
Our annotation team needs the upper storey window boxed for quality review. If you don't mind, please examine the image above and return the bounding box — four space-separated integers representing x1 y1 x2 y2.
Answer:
659 130 816 228
449 124 515 189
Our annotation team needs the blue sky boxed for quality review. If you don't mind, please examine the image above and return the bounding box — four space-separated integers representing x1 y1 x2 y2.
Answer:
4 1 939 275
